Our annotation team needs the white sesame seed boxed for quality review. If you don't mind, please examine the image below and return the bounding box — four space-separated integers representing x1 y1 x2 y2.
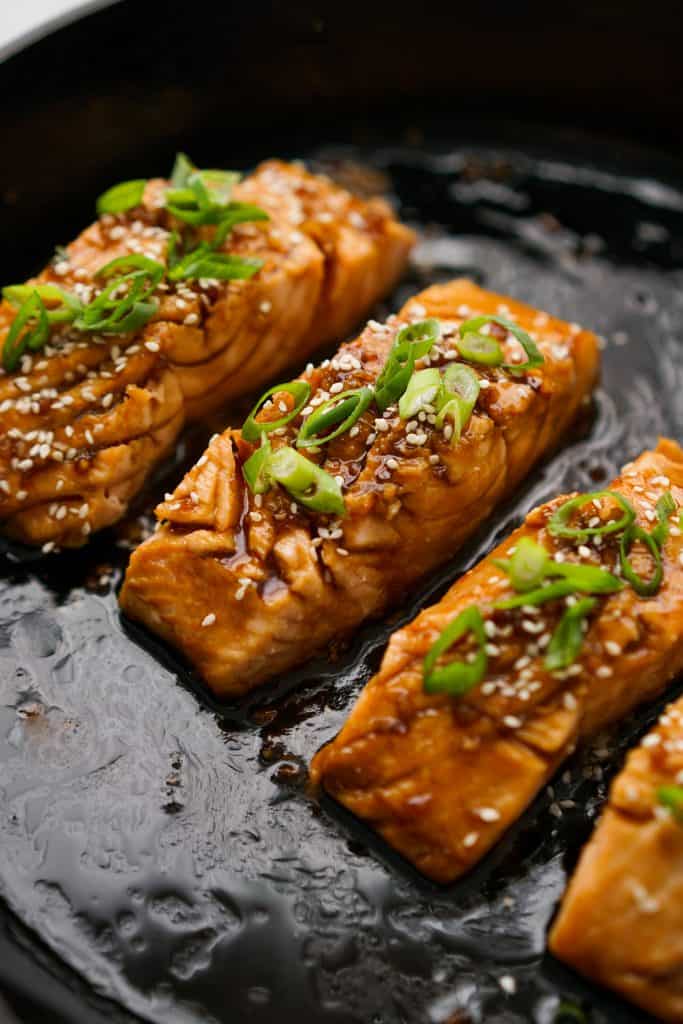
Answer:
201 613 216 627
499 976 516 995
476 807 501 822
503 715 522 729
463 831 479 848
605 640 622 656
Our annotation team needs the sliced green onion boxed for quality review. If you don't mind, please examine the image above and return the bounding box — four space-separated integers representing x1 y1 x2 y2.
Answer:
456 328 503 366
243 438 274 495
375 318 441 413
269 446 345 516
619 524 663 597
548 561 623 594
211 203 270 247
423 605 487 696
548 490 636 541
297 387 373 449
545 596 597 671
459 314 544 373
96 254 165 296
167 242 262 283
3 283 81 324
2 291 50 372
494 538 549 592
651 490 676 548
96 178 147 215
398 368 441 419
494 579 577 611
242 441 345 516
434 363 480 441
657 784 683 823
395 318 441 357
241 380 311 443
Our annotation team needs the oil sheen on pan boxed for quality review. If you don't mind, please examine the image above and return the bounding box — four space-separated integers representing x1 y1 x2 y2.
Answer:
0 140 682 1024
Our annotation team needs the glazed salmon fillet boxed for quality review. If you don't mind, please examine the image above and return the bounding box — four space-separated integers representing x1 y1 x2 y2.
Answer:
0 159 414 549
311 441 683 883
550 693 683 1023
120 279 599 697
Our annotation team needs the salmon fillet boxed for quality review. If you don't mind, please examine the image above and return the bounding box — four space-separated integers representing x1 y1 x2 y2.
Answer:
0 160 414 549
310 441 683 883
120 279 599 697
550 692 683 1022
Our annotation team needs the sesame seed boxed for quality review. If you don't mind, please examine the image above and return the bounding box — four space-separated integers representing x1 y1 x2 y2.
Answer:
476 807 501 822
463 831 479 848
499 976 516 995
605 640 622 656
201 613 216 627
503 715 522 729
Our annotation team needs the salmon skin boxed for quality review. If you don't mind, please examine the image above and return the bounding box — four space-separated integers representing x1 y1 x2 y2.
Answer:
311 441 683 883
120 279 599 698
0 159 414 549
550 691 683 1023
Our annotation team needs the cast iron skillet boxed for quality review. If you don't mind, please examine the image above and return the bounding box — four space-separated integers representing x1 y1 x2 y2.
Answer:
1 3 682 1022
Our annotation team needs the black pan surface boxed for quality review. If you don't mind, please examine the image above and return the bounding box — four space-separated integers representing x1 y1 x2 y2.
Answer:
0 131 682 1024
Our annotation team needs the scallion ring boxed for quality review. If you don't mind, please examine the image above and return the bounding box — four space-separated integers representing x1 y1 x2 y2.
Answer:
494 538 549 592
434 363 480 440
459 315 544 373
398 368 442 419
2 291 50 372
297 387 373 449
271 446 345 515
423 605 488 696
242 381 311 443
548 490 636 541
544 596 597 670
619 524 663 597
242 441 345 516
96 179 147 215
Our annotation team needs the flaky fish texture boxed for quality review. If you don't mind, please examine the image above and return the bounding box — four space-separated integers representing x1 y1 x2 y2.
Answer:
0 160 414 548
120 279 599 698
311 441 683 883
550 689 683 1023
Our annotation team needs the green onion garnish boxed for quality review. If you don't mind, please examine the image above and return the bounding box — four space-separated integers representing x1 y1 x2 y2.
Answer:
650 490 676 548
434 363 480 440
423 605 488 696
243 441 345 516
297 387 373 449
2 291 50 372
458 315 544 373
494 579 577 610
548 490 636 541
74 255 164 334
96 179 148 215
494 542 622 599
657 784 683 823
545 596 597 671
549 561 623 593
167 242 263 283
3 283 81 324
398 368 441 419
165 154 263 230
619 524 664 597
241 381 311 443
494 538 549 592
375 319 440 412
